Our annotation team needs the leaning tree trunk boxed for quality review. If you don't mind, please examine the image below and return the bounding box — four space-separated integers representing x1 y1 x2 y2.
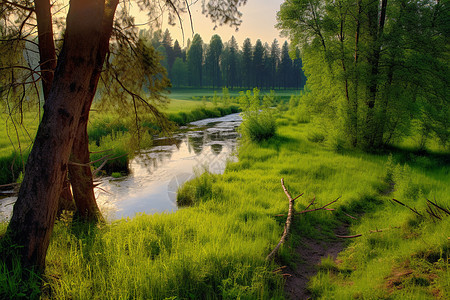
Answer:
68 0 118 223
35 0 75 214
68 109 102 222
1 0 110 272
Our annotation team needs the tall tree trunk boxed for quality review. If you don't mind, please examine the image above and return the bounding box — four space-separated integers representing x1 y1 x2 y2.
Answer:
350 0 362 147
364 0 388 149
373 61 394 146
65 0 119 223
34 0 56 100
1 0 113 272
35 0 75 214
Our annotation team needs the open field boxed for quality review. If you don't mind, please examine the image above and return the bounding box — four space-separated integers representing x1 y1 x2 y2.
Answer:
168 87 303 102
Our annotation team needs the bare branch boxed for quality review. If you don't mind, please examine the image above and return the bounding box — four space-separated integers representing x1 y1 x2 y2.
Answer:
336 234 362 239
1 0 35 11
266 178 298 261
391 198 423 216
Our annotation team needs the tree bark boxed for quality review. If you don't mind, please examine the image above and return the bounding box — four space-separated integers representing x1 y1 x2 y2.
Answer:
68 0 118 222
1 0 108 272
34 0 56 100
35 0 76 215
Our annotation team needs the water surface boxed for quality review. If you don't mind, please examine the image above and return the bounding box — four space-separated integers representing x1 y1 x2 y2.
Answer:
0 113 242 222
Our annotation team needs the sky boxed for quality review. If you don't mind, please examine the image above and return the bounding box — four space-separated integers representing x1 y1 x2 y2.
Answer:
135 0 287 47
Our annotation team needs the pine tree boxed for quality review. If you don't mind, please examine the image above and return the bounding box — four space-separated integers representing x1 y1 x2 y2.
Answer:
242 38 253 88
187 34 203 87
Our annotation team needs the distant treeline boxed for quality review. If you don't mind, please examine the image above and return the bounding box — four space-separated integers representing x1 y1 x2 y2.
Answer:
145 29 307 90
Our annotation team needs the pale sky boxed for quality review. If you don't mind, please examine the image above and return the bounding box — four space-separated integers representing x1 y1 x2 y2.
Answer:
135 0 287 47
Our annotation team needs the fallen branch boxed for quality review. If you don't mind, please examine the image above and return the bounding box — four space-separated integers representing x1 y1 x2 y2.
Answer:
426 199 450 218
336 234 362 238
0 182 20 188
275 196 340 217
266 178 298 261
336 226 401 238
391 198 422 216
342 211 358 220
295 197 340 215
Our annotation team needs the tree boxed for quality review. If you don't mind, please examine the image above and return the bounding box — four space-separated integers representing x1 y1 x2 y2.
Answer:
187 33 203 87
279 41 292 89
269 39 280 89
242 38 252 88
156 44 169 71
162 29 175 70
171 57 188 87
173 39 183 60
205 34 223 88
277 0 449 150
221 36 239 89
292 47 306 89
252 39 265 88
1 0 248 276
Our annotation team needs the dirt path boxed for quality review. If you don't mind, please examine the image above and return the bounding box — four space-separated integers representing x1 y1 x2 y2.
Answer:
284 225 348 299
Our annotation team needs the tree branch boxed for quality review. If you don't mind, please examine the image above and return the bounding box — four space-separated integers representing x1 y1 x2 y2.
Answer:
266 178 299 261
1 0 35 11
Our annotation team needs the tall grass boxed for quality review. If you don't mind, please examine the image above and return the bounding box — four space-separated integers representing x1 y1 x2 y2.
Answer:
1 104 447 299
239 89 277 142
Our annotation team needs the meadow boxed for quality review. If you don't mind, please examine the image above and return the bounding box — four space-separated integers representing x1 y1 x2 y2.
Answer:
0 90 449 299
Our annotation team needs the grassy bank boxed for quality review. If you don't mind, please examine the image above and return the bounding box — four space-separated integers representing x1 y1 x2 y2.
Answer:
0 96 241 184
2 108 447 299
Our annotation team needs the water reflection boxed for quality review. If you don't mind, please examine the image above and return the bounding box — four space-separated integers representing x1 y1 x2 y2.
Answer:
93 113 242 221
0 114 242 222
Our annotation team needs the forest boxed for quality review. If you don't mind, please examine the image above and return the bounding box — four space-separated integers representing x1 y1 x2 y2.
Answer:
0 0 449 299
150 29 307 89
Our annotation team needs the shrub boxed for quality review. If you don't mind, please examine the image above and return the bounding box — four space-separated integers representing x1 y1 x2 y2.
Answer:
177 171 221 206
307 131 326 143
239 88 277 143
240 110 277 142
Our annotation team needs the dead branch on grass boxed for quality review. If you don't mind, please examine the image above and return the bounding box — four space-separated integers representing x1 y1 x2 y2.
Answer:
266 178 300 261
391 198 449 221
266 180 340 261
390 198 422 216
336 226 401 239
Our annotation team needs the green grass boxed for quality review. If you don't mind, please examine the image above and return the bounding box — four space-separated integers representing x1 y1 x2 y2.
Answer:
1 96 448 299
167 88 302 101
0 93 241 183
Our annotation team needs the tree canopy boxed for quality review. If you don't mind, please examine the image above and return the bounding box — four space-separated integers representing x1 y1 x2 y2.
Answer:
277 0 449 150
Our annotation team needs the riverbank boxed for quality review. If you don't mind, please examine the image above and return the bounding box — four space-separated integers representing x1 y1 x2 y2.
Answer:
0 98 240 186
2 109 447 299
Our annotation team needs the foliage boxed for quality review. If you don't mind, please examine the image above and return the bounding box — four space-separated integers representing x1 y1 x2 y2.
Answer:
187 34 204 87
277 0 449 150
239 88 277 142
177 170 220 206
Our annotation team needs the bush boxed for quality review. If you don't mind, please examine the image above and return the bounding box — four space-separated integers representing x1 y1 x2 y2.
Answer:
307 131 326 143
238 88 277 143
177 171 221 206
240 110 277 142
294 105 310 124
89 131 131 175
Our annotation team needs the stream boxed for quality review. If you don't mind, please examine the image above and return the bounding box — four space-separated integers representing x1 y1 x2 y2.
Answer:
0 113 242 222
